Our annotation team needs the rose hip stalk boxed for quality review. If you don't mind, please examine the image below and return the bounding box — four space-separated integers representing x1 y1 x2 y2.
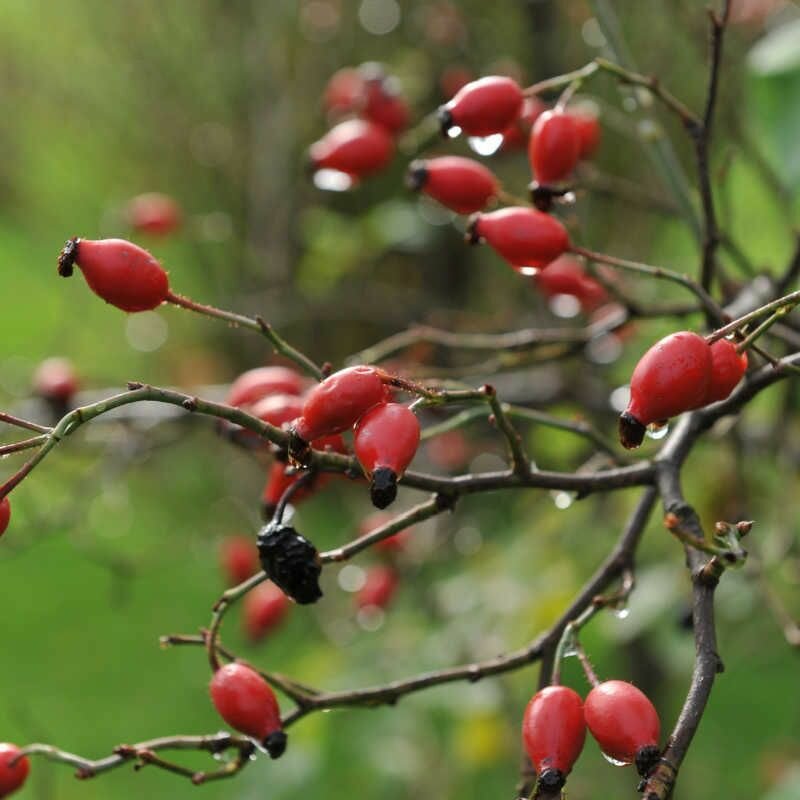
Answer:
58 237 170 312
522 685 586 792
209 663 287 758
354 402 420 509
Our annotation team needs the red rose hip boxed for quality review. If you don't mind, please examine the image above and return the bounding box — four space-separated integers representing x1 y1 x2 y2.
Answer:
243 581 291 641
126 192 182 236
227 366 307 408
209 662 286 758
705 339 747 403
354 402 420 509
33 357 79 403
467 207 569 270
57 237 169 312
356 565 399 610
569 108 601 158
438 76 523 137
309 119 394 178
0 498 10 538
529 110 581 185
220 535 259 586
522 685 586 792
407 156 499 214
289 366 387 463
584 680 661 776
0 742 29 797
619 331 712 449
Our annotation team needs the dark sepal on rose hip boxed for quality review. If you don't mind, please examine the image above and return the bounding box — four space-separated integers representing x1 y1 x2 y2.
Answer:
405 160 428 192
618 411 646 450
263 730 288 759
370 466 398 509
538 768 566 793
464 213 482 245
57 237 80 277
287 426 312 468
437 106 455 137
257 520 322 604
635 744 661 777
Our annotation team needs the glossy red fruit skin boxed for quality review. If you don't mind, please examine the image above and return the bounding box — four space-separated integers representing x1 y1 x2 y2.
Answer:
407 156 498 214
354 403 420 509
0 743 30 797
220 535 259 586
468 207 570 269
584 680 661 775
243 582 290 641
227 367 306 408
33 357 79 402
252 394 305 429
0 498 10 538
534 255 608 312
439 76 523 137
362 69 410 133
324 67 365 115
209 663 286 758
522 685 586 791
292 366 387 445
500 95 547 151
309 119 394 177
126 193 182 236
359 512 410 553
356 565 399 609
569 110 601 159
706 339 747 403
57 237 169 312
529 110 582 185
620 331 712 448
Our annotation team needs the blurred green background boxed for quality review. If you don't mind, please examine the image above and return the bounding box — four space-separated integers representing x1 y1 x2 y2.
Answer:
1 1 800 798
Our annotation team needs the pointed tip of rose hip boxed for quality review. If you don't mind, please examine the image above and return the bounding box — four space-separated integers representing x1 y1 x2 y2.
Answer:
635 744 661 777
57 237 80 277
263 731 288 759
538 769 566 792
370 467 398 509
619 412 646 449
465 213 482 245
405 160 428 192
437 106 454 137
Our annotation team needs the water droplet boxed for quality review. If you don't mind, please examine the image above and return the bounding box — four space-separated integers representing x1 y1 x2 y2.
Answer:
646 422 669 440
515 265 539 277
602 752 631 767
561 642 579 658
551 491 575 510
313 169 355 192
338 564 366 593
549 294 582 319
609 385 630 413
356 606 385 631
613 606 630 620
467 133 503 156
446 125 462 139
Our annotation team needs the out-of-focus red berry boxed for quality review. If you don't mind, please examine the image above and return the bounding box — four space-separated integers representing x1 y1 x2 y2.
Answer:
33 357 79 402
438 76 523 137
529 110 581 185
356 565 400 609
220 535 259 586
309 120 394 178
0 742 30 797
407 156 499 214
126 193 182 236
227 366 307 408
243 581 290 641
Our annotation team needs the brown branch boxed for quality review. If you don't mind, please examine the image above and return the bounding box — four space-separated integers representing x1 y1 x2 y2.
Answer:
18 733 256 784
696 1 731 297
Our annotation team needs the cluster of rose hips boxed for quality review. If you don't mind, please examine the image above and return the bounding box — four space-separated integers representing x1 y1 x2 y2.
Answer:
620 331 748 448
522 678 661 792
309 63 411 187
